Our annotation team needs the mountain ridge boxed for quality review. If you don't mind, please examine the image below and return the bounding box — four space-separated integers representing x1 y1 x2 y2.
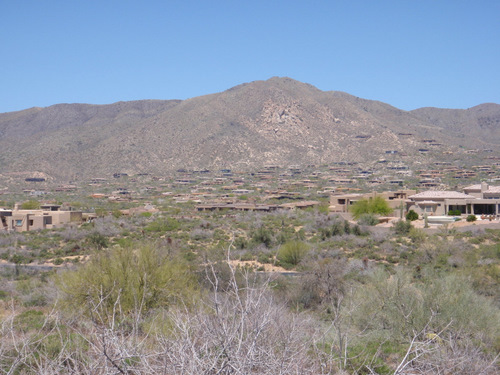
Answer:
1 77 499 181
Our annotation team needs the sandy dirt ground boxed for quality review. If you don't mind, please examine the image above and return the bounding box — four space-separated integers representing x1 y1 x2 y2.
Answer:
228 259 293 273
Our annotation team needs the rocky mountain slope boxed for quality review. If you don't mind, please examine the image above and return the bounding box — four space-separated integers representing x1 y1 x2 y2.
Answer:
1 77 499 181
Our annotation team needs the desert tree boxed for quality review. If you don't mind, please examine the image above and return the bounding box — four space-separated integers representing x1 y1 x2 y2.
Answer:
56 242 198 319
350 195 392 220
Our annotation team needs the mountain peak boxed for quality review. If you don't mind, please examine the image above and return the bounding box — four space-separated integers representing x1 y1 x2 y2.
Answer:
0 78 499 181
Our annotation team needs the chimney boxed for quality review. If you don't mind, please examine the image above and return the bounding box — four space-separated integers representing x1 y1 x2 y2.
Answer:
481 181 489 193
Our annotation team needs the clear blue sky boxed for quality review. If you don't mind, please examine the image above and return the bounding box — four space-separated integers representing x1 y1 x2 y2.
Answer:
2 0 499 113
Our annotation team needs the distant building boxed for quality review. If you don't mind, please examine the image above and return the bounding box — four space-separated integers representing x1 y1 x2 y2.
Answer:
0 204 83 232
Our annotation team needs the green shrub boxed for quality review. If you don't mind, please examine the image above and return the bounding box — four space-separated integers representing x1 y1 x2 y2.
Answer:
251 227 273 248
14 310 46 332
23 292 48 307
112 210 123 218
39 331 88 362
405 210 419 221
353 270 500 349
94 208 107 217
234 237 248 249
331 221 345 236
277 241 309 266
344 220 351 234
87 232 109 250
352 224 364 236
318 227 332 240
145 217 180 232
408 227 426 244
357 213 379 226
10 254 29 264
466 214 477 222
394 220 412 235
240 251 254 261
53 258 64 266
318 204 330 214
276 230 294 245
257 252 273 264
448 209 462 216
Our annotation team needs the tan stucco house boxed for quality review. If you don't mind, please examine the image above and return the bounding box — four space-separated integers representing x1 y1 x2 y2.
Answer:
407 182 500 217
0 204 83 232
330 183 500 219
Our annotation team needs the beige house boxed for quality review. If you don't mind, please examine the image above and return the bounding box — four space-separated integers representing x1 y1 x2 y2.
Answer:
330 183 500 219
0 204 83 232
407 182 500 217
406 191 476 216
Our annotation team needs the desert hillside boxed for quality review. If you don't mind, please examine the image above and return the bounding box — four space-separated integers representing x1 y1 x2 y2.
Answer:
1 77 499 181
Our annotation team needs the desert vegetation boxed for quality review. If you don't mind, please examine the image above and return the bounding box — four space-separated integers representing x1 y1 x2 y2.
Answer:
0 200 499 374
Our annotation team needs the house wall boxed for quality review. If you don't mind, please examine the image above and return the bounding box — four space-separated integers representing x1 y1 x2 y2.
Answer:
31 215 45 230
329 194 361 213
10 213 29 232
407 202 442 217
463 190 482 198
6 208 83 232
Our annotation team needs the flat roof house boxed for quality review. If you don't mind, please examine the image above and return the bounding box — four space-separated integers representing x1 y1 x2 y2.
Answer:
0 204 83 232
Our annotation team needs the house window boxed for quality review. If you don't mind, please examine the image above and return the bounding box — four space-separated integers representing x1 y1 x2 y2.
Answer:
15 220 22 227
29 220 34 226
44 216 52 225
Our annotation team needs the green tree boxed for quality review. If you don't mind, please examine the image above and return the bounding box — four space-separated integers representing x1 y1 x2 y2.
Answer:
350 195 392 219
57 243 198 318
20 200 40 209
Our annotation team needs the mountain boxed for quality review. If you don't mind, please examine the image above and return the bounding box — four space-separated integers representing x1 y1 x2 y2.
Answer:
0 77 499 181
410 103 500 145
